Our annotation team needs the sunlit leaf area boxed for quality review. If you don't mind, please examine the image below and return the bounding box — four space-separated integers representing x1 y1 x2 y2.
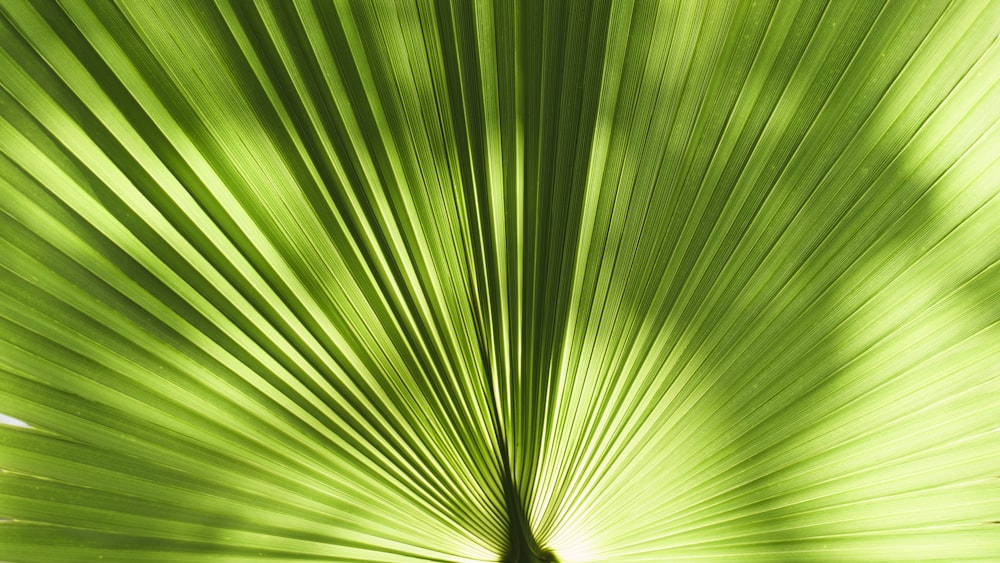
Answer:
1 1 999 561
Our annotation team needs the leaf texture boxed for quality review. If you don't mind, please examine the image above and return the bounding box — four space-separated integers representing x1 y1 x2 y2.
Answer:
1 1 999 561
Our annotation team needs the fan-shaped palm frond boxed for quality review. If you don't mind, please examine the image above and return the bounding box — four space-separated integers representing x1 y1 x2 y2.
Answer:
1 1 999 562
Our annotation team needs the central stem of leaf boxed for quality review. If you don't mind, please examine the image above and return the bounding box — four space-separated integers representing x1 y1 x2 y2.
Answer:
499 449 557 563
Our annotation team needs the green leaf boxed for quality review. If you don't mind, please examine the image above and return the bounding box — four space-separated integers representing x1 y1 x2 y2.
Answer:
1 1 999 561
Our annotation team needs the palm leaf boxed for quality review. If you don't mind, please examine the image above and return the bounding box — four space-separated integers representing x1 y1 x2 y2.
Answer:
1 0 999 561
